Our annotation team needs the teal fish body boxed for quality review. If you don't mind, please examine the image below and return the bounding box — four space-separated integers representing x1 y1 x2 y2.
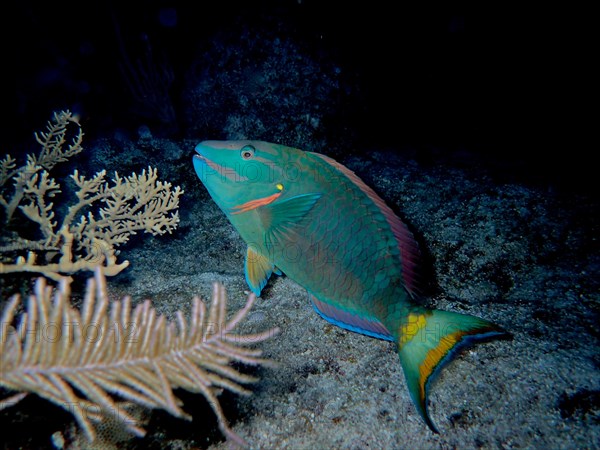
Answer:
193 140 506 431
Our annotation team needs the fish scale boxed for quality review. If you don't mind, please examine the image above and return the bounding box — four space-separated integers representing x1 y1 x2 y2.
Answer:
306 165 394 290
298 153 409 319
193 140 508 432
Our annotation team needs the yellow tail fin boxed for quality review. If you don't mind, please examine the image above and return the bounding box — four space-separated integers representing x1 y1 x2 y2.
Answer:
397 308 507 432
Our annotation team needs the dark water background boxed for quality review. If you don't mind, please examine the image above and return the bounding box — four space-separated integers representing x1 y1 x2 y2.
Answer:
1 2 592 193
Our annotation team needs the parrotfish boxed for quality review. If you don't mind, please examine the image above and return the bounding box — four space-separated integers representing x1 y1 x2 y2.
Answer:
193 140 507 431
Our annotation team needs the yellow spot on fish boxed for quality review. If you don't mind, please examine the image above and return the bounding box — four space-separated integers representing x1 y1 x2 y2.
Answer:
399 313 428 345
276 183 284 191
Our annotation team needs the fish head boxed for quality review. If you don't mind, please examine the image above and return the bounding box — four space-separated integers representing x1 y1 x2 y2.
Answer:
193 140 302 214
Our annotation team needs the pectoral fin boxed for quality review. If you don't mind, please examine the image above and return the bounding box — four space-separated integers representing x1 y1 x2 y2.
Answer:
258 193 322 245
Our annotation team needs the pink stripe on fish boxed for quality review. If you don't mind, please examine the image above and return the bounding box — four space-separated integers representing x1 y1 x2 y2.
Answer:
231 192 282 214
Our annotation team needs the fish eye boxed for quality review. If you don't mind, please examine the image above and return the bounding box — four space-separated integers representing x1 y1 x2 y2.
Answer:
240 145 255 160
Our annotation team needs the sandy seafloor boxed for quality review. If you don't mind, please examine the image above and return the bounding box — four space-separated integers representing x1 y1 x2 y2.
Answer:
1 4 598 449
4 140 597 449
1 136 599 449
111 143 598 450
60 134 600 450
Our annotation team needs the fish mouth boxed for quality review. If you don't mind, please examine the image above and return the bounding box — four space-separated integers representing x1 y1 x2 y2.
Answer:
194 142 214 165
193 152 231 178
194 153 215 168
193 153 214 172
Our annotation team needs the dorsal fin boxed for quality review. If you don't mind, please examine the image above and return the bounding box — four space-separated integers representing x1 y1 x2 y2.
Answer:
308 152 423 298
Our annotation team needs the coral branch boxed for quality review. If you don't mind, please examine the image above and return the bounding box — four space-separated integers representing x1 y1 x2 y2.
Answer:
0 269 279 444
0 111 183 280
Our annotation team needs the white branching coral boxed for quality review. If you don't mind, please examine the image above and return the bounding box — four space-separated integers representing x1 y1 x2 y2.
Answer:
0 110 83 219
0 111 183 281
0 268 279 445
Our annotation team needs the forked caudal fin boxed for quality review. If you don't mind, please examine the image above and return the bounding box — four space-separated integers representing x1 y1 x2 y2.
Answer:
397 308 508 432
